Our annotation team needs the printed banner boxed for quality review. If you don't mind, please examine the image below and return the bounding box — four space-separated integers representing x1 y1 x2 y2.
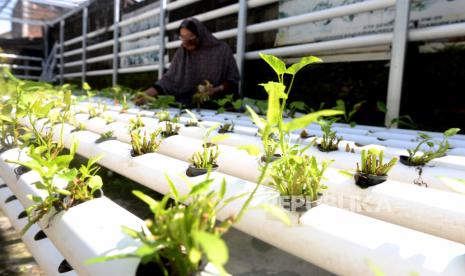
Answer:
276 0 465 46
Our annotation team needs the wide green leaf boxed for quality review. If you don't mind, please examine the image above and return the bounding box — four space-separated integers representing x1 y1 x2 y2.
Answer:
259 53 286 77
245 105 265 130
192 231 228 265
237 145 261 156
210 134 230 144
444 128 460 137
259 203 291 226
283 109 343 132
88 175 103 190
285 56 322 76
260 82 286 125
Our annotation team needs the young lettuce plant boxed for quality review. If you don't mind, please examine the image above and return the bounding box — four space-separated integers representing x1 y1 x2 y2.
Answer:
355 148 398 188
239 53 343 213
317 119 342 152
128 114 145 132
130 128 162 156
244 53 343 163
333 99 365 127
185 110 230 176
88 175 243 275
8 141 103 234
402 128 460 166
270 145 332 210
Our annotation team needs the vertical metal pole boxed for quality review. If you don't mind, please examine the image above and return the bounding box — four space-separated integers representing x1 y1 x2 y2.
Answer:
43 25 49 60
158 0 167 80
236 0 247 98
385 1 410 127
59 20 64 85
82 7 88 84
113 0 120 86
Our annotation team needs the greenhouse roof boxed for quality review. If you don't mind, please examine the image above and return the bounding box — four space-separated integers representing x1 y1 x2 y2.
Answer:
0 0 90 26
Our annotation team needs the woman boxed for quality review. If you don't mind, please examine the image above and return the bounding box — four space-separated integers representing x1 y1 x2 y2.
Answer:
140 18 240 106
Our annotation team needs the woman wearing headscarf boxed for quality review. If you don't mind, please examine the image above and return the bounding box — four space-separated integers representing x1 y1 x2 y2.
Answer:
139 18 240 106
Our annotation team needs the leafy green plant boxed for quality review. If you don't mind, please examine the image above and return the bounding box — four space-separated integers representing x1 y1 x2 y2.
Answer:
88 175 242 275
376 101 417 129
190 144 220 170
333 99 365 127
405 128 460 166
95 131 115 143
155 110 171 122
218 122 234 133
130 128 162 156
317 119 342 152
357 149 398 176
214 94 243 113
185 119 198 127
245 53 343 164
270 146 332 201
148 95 180 109
161 121 180 138
87 104 100 119
102 115 114 125
72 122 86 132
8 141 103 234
128 114 145 132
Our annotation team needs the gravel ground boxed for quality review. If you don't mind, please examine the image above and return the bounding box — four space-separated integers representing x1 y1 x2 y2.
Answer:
0 208 44 276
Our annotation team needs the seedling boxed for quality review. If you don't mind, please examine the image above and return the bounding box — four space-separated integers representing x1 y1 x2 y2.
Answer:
404 128 460 166
317 119 342 152
130 128 162 156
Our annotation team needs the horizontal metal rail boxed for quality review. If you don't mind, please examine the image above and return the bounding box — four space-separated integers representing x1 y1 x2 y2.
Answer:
61 0 201 47
15 74 41 80
0 64 42 71
0 53 42 62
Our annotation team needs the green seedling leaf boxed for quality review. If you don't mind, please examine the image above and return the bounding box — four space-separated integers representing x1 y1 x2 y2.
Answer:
259 203 291 226
376 101 387 113
237 145 261 156
210 134 230 144
192 230 228 265
283 109 343 132
444 128 460 137
285 56 322 76
260 81 286 125
259 53 286 77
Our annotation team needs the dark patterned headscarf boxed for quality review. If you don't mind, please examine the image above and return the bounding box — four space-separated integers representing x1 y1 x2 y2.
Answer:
156 18 240 105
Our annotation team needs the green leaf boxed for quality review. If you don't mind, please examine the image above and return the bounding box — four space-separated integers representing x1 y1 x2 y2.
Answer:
121 225 140 239
165 174 179 202
88 175 103 190
376 101 387 113
444 128 460 137
260 82 286 125
283 109 344 132
259 203 291 226
210 134 230 144
259 53 286 77
59 168 78 181
285 56 322 76
28 195 43 203
82 82 91 91
185 109 199 123
237 145 261 156
188 179 212 198
192 231 228 265
133 190 158 210
57 189 71 196
245 106 265 130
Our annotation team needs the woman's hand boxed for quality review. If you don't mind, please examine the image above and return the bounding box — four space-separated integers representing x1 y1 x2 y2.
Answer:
205 85 224 97
134 87 159 106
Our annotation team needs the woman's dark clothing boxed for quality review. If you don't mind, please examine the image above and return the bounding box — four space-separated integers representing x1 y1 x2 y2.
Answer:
154 18 240 106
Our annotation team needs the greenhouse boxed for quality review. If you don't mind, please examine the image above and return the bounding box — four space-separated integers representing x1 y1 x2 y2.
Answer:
1 0 465 275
